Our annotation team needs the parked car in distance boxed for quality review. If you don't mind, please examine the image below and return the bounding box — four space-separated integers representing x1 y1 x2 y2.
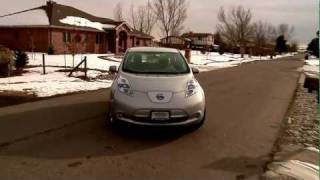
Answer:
108 47 206 129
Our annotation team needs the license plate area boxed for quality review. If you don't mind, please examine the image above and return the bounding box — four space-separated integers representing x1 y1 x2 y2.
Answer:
151 112 170 121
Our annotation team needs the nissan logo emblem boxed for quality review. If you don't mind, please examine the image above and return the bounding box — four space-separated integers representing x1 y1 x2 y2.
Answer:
156 94 165 101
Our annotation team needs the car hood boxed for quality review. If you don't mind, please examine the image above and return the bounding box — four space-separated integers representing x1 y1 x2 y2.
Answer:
121 72 194 93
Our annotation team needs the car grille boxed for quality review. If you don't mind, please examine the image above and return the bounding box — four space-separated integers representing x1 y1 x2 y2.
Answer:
124 115 189 124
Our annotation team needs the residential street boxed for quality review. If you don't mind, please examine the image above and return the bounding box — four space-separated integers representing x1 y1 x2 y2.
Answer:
0 56 303 180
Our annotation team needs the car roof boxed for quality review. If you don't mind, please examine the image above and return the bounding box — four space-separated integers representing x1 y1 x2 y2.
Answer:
127 47 180 53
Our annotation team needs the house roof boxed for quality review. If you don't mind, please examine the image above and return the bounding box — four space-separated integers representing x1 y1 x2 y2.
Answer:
160 36 191 42
0 1 153 39
0 2 118 32
181 32 214 38
41 2 119 28
131 29 154 39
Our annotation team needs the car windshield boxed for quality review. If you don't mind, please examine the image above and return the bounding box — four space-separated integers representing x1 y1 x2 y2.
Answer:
122 51 190 74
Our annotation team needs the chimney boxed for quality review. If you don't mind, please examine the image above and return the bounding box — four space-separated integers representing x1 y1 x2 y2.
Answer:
46 0 56 24
47 0 56 5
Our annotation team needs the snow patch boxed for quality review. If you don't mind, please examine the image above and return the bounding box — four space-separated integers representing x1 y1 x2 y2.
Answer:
303 58 319 78
305 147 320 153
0 67 112 97
103 24 116 29
270 160 319 180
59 16 116 31
305 59 319 66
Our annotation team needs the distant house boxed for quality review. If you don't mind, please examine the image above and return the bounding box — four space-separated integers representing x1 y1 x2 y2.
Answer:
159 36 191 50
0 1 153 54
181 32 218 51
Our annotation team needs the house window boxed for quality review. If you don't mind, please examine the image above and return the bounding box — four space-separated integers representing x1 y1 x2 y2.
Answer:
63 32 71 43
136 40 140 46
96 34 103 44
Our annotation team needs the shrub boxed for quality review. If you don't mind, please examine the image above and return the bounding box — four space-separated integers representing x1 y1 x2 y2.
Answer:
218 45 225 55
275 35 288 54
0 45 14 76
48 44 55 55
15 50 29 71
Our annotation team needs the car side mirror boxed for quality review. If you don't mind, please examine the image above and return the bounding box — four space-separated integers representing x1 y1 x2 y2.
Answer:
109 66 118 73
192 67 200 74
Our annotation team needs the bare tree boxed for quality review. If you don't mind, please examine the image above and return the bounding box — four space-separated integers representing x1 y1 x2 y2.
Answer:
217 6 254 57
114 2 124 21
153 0 188 40
129 1 157 35
252 21 267 48
289 41 298 53
265 24 277 45
252 21 277 55
145 0 158 35
277 23 295 41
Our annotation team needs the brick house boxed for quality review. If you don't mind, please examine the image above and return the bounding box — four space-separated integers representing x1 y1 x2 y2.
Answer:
0 1 153 54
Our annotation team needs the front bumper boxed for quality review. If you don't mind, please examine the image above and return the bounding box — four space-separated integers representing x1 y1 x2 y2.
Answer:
110 90 205 127
112 115 202 127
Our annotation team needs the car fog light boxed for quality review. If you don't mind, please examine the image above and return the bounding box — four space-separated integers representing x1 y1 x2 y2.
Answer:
191 112 201 118
117 113 124 118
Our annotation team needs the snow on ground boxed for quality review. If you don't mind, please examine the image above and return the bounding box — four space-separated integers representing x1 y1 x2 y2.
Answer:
0 67 112 97
0 9 49 26
28 53 120 71
28 51 294 73
268 159 319 180
0 53 119 97
185 50 294 72
305 58 319 66
303 58 319 78
102 56 123 62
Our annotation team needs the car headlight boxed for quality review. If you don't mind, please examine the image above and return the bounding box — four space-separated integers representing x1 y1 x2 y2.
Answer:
186 79 198 97
117 76 133 96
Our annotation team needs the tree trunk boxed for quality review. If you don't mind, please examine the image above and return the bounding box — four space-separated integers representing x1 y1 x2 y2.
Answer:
240 46 245 58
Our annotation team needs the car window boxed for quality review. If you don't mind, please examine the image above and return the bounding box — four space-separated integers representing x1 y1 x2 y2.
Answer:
122 52 190 74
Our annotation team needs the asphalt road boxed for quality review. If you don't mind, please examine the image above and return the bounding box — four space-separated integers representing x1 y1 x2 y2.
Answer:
0 56 303 180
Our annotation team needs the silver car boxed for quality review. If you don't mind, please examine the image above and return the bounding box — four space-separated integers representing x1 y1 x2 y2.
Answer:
108 47 206 128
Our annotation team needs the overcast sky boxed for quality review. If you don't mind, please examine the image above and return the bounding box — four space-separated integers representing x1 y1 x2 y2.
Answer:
0 0 318 44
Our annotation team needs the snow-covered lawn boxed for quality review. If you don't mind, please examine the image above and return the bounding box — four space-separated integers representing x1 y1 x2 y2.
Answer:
0 53 119 97
28 53 121 71
185 51 295 72
0 67 112 97
27 51 295 73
